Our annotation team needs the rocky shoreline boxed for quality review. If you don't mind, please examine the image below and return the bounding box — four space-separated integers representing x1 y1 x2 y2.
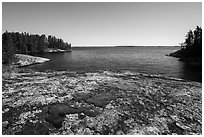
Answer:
12 54 50 67
2 69 202 135
168 49 202 67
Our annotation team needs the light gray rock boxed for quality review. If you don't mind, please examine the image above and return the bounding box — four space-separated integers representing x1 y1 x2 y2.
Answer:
13 54 50 67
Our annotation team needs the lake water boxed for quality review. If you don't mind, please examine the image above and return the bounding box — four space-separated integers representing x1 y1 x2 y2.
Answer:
29 46 201 82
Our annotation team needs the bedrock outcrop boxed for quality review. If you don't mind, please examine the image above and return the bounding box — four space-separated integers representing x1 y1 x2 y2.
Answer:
2 70 202 135
12 54 50 67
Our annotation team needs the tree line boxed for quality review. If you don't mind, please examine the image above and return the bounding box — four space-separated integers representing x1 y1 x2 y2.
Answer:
179 26 202 57
2 31 71 64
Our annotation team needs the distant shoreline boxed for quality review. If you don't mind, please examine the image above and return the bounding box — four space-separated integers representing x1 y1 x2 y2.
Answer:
71 45 180 48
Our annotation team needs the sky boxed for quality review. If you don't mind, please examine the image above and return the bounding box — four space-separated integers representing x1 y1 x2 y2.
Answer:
2 2 202 47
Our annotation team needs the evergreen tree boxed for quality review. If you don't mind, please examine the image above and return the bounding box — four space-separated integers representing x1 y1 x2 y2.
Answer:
185 30 194 48
2 32 14 63
182 26 202 57
2 31 71 64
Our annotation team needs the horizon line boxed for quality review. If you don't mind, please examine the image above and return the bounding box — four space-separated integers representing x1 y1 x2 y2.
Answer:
72 45 179 47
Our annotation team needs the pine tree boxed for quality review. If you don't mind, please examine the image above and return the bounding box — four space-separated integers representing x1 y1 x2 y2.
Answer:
2 31 71 64
2 32 14 63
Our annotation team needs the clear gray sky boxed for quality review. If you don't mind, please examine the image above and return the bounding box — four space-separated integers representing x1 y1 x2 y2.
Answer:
2 2 202 46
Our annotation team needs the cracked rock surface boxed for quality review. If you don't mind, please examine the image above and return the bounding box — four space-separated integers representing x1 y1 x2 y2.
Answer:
2 70 202 135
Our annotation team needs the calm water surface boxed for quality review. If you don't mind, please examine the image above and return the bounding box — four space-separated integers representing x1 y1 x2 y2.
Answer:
29 46 201 82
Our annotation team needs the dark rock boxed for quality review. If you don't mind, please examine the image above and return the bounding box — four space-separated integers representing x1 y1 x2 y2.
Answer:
46 103 101 128
86 93 114 107
72 93 92 101
45 115 64 128
167 121 185 135
48 104 78 116
46 104 78 128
